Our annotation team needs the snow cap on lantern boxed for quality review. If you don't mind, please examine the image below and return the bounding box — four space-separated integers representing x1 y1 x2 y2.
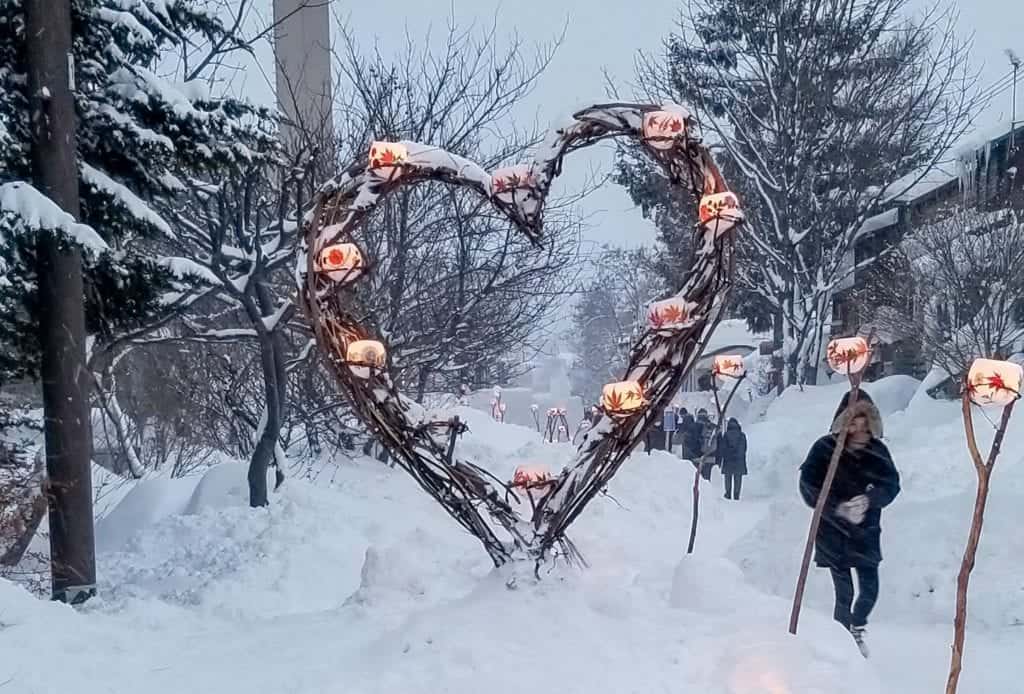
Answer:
491 164 536 201
513 464 553 488
317 242 365 283
699 191 744 236
713 354 746 379
642 104 690 150
368 141 409 174
346 339 386 378
827 337 870 375
648 297 694 330
967 358 1023 407
601 380 645 416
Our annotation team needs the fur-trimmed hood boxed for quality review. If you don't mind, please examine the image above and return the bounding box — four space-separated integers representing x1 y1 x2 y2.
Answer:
830 396 883 439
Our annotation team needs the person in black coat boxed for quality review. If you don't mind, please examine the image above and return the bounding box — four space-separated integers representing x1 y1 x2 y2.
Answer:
678 409 698 459
717 418 748 500
695 409 717 480
799 394 900 656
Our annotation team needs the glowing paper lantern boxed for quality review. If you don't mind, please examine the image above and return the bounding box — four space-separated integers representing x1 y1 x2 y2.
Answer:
642 106 689 150
491 164 536 202
967 358 1023 407
317 243 365 283
368 141 409 174
826 337 870 375
513 464 553 488
601 380 646 416
648 297 693 330
713 354 746 379
346 339 386 378
699 192 744 236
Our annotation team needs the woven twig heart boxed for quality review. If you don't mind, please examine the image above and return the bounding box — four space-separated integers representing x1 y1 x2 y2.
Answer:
298 102 743 568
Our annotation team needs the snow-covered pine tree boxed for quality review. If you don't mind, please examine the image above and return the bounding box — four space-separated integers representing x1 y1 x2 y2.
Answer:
0 0 278 386
630 0 978 385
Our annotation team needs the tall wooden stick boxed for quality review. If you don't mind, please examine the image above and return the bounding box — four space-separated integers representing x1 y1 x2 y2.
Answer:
945 394 1015 694
686 374 745 554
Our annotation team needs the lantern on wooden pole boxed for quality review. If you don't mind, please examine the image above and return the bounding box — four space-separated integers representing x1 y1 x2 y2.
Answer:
686 355 748 554
945 358 1021 694
789 332 875 634
544 407 570 443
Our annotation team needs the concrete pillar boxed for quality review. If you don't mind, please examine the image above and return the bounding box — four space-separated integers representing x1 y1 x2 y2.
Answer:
273 0 332 146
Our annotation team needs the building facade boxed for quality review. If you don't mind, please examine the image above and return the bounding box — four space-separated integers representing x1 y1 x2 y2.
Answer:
830 124 1024 379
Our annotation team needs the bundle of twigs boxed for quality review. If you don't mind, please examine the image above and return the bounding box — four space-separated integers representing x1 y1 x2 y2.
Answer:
298 102 740 569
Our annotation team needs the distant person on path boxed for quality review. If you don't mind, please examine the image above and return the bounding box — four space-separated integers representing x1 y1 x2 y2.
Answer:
717 418 748 500
798 392 900 658
678 408 698 459
694 408 717 480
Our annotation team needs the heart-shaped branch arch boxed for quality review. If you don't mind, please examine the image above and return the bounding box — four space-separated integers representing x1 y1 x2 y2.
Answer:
298 102 744 568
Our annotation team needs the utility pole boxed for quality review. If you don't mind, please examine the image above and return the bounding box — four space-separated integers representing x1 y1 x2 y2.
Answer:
25 0 97 604
1007 49 1021 151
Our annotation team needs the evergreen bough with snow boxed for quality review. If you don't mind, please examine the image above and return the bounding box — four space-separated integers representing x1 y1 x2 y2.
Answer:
625 0 977 385
0 0 278 385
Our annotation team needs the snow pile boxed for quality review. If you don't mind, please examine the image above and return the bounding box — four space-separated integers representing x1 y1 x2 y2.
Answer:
2 376 1023 692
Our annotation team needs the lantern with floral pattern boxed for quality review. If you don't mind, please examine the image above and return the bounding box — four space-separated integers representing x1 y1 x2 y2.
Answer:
967 358 1023 407
368 141 409 179
642 106 690 150
346 339 386 378
648 297 695 331
317 243 365 283
601 380 646 416
826 337 870 375
713 355 746 380
491 164 536 204
698 192 744 236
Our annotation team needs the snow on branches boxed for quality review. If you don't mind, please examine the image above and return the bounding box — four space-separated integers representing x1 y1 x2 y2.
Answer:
0 0 279 381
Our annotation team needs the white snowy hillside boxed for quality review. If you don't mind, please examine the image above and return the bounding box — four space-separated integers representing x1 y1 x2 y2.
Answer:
2 378 1022 693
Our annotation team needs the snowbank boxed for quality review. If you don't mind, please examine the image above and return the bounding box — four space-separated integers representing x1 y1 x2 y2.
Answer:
2 379 1023 692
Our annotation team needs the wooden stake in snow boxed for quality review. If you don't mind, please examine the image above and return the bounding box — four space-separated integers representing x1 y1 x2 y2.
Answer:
945 358 1021 694
686 357 746 555
788 333 874 634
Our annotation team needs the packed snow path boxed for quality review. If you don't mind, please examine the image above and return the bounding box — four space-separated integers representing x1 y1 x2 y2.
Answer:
2 379 1022 693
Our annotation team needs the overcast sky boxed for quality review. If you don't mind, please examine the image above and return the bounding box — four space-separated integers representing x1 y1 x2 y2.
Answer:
247 0 1023 249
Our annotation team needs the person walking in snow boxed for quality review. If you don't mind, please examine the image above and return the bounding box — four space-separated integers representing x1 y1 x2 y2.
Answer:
695 409 718 480
798 391 900 658
717 418 748 500
678 408 698 459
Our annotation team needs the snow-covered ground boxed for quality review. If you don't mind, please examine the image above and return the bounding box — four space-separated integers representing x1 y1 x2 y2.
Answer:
2 377 1022 693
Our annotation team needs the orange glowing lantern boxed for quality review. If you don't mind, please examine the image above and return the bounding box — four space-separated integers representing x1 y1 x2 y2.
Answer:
826 337 870 375
699 191 744 236
713 354 746 379
317 243 365 283
967 358 1023 407
368 141 409 174
491 164 536 203
345 339 386 378
512 464 553 488
601 380 646 416
642 106 689 150
648 297 694 330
